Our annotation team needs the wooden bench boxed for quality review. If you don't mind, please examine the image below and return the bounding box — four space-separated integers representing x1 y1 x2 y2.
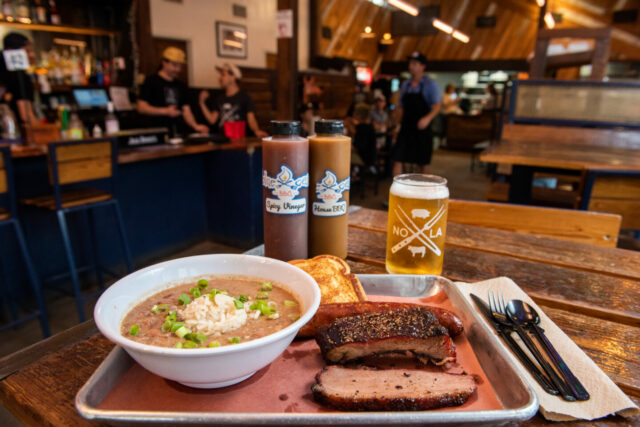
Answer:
448 199 621 247
580 170 640 230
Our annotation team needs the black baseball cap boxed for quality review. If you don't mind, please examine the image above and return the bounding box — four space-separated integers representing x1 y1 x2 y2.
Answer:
407 51 427 65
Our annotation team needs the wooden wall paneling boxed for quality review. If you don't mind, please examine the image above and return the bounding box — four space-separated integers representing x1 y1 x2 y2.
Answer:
276 0 298 120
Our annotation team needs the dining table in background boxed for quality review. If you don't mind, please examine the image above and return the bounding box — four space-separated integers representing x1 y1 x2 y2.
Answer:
480 124 640 204
0 207 638 426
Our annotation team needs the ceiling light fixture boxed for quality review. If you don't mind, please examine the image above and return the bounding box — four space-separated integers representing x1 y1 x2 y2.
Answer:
380 32 394 44
536 0 545 7
544 12 556 28
361 26 376 38
432 18 453 34
388 0 419 16
452 30 470 43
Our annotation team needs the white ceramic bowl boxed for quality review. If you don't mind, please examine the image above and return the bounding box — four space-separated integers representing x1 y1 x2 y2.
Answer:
94 254 320 389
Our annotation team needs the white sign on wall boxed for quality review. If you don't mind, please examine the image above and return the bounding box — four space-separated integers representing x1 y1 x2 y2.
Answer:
2 49 29 71
276 9 293 39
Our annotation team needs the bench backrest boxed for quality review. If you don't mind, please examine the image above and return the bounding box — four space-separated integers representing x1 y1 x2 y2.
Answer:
448 199 621 247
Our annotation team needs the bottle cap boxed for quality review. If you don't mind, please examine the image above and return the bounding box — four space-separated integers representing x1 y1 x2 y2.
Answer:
269 120 301 136
314 119 344 134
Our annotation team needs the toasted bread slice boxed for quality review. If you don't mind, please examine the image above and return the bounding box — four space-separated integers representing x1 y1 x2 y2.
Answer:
289 255 367 304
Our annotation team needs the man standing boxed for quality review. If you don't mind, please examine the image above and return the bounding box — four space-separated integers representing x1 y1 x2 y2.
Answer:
137 47 209 135
392 52 441 175
199 63 267 138
0 33 39 125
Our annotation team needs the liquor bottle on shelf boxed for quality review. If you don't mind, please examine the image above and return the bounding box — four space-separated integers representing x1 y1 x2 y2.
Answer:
16 0 28 23
34 0 46 23
104 102 119 135
48 0 59 24
2 0 14 22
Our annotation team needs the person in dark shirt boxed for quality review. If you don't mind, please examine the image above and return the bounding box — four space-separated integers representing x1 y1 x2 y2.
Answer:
392 52 441 175
0 33 38 125
199 63 267 138
137 47 208 135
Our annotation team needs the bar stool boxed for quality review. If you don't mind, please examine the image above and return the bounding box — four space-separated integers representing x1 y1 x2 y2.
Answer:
0 146 50 337
22 138 133 322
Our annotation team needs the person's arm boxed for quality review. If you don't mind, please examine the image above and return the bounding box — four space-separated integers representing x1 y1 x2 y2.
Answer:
246 112 267 138
182 105 209 133
137 99 179 117
16 99 39 124
417 81 441 130
198 90 219 125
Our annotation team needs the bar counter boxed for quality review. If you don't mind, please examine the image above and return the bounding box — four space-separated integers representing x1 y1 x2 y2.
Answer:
5 138 263 293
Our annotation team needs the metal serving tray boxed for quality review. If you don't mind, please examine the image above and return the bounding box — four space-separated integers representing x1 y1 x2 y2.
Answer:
76 274 538 425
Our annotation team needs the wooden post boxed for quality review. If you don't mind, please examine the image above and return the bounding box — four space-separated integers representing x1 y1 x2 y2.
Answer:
276 0 298 120
135 0 155 85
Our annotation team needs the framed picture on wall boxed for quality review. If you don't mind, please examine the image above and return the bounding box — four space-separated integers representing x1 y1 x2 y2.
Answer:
216 21 248 59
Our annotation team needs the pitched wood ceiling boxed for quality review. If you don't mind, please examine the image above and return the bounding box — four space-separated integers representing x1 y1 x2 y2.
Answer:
315 0 640 68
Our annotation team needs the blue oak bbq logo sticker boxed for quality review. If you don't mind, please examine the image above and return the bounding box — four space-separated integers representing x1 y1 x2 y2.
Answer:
313 170 350 217
262 165 309 214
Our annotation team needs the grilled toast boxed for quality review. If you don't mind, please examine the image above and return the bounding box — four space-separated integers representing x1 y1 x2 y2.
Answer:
289 255 367 304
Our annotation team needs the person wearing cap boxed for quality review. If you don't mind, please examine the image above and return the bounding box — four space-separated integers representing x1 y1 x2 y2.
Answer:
199 63 267 138
137 47 209 135
0 33 39 125
392 51 441 175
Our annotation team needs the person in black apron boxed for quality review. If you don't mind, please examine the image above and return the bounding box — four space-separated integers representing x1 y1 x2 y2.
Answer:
392 52 441 175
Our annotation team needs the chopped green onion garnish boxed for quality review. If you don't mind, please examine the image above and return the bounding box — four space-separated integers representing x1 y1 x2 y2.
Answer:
129 325 140 336
209 289 228 299
256 292 269 300
178 293 191 305
250 300 276 316
175 326 191 338
209 341 220 347
260 282 273 291
165 313 177 322
284 300 297 307
151 304 169 314
233 299 245 310
197 279 209 289
170 321 184 333
237 295 249 303
183 340 198 349
169 310 177 317
228 336 241 344
267 313 280 320
174 342 183 349
161 320 173 332
189 287 201 298
185 333 207 344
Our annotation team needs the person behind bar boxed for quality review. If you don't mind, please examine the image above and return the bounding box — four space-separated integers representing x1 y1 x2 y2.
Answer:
392 51 441 175
199 63 267 138
137 47 209 136
0 33 40 126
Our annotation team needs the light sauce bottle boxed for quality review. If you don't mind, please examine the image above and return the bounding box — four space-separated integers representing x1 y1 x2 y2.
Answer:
262 121 309 261
308 120 351 258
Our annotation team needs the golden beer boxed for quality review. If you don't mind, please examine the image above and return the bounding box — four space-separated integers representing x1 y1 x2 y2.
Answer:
385 174 449 275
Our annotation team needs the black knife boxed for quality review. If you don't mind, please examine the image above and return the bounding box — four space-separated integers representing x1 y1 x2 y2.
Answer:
470 293 559 395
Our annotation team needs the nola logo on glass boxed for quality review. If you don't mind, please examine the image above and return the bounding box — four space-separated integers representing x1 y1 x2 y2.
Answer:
313 170 350 217
262 165 309 215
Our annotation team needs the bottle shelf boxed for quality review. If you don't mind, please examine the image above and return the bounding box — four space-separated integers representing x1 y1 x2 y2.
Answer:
0 20 115 37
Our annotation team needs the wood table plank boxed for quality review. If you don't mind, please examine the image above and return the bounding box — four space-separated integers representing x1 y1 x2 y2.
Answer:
0 334 113 427
347 227 640 325
479 140 640 171
349 209 640 281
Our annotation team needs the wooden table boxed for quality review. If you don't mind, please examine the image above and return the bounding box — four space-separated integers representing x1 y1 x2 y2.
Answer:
1 208 639 425
479 124 640 204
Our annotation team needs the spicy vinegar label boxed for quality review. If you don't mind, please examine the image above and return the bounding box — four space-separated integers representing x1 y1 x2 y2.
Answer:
262 165 309 215
312 170 350 217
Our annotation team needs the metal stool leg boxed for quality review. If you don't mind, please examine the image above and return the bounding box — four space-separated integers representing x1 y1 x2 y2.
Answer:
0 235 20 324
85 208 104 290
57 210 86 322
12 220 50 337
112 201 133 273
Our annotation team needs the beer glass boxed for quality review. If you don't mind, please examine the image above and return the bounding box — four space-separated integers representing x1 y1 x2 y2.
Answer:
385 174 449 275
